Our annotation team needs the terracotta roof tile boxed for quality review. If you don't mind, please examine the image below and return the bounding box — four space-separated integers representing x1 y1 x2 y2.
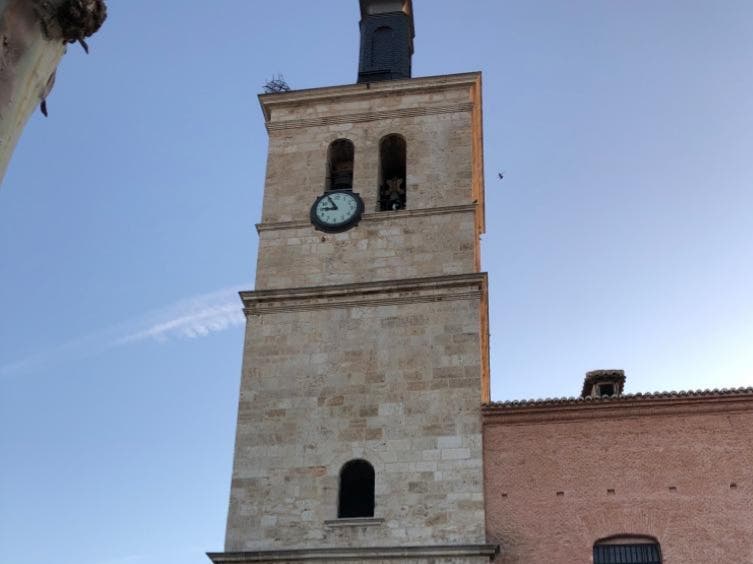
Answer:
484 387 753 409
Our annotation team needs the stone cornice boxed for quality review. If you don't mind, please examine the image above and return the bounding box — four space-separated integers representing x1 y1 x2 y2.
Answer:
258 72 482 123
482 388 753 425
208 544 498 562
241 273 487 315
256 203 476 233
266 103 473 131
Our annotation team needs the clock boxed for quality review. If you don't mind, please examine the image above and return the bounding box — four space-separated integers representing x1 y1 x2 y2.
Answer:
310 190 364 233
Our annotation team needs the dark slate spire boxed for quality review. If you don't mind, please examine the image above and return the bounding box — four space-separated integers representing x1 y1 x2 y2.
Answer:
358 0 415 83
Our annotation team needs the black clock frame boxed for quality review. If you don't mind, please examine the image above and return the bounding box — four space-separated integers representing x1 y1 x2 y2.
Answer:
310 190 365 233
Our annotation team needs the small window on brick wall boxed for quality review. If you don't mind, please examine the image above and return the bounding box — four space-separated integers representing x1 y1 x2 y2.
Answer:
378 134 406 211
326 139 355 191
338 459 375 518
593 536 662 564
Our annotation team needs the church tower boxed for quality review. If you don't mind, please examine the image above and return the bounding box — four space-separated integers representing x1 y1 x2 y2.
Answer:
209 2 496 562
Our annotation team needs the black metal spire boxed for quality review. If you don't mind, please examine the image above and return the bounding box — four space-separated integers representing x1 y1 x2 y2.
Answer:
358 0 415 83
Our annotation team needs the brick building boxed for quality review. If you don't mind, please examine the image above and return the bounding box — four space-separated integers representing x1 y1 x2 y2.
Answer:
484 371 753 563
207 3 753 563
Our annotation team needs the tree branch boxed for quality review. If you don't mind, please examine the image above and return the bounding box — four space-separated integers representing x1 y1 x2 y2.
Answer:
0 0 107 187
34 0 107 46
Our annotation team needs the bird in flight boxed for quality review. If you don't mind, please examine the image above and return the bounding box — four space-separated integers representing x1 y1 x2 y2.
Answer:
498 171 505 180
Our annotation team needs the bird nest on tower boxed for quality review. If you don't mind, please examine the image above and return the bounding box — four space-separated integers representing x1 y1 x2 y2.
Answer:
263 75 291 94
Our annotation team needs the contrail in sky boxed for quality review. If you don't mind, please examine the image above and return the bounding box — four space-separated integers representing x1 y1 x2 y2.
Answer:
115 285 246 344
0 285 246 378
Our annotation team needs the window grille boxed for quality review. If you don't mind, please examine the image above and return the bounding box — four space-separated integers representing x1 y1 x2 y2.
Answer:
593 542 661 564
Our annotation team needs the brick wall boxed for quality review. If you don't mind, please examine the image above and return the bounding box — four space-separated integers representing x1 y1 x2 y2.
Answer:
483 393 753 563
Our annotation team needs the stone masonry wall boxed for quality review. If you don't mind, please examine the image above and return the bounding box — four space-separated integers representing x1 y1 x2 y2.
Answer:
255 209 476 290
253 76 482 290
225 280 487 551
258 75 480 223
221 73 490 558
483 399 753 563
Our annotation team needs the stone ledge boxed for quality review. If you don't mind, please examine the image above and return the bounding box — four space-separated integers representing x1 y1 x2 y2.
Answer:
241 273 487 315
256 204 477 233
323 517 385 527
258 72 482 124
207 544 498 562
266 103 472 131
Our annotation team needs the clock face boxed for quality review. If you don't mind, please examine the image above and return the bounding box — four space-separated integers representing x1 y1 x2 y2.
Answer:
310 190 364 232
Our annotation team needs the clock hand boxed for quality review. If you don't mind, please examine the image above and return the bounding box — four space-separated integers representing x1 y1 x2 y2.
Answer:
326 196 338 210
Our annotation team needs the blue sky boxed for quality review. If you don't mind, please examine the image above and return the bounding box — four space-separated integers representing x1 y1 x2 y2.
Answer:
1 1 752 563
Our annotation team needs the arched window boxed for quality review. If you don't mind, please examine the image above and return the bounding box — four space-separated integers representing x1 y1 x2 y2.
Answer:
338 459 375 518
326 139 354 191
371 26 395 71
593 536 662 564
378 134 406 211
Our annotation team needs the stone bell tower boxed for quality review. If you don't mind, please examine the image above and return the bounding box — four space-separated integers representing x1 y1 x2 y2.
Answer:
209 2 496 562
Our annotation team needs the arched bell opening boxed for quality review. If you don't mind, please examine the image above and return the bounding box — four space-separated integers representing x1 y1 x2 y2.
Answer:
378 134 406 211
326 139 355 191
